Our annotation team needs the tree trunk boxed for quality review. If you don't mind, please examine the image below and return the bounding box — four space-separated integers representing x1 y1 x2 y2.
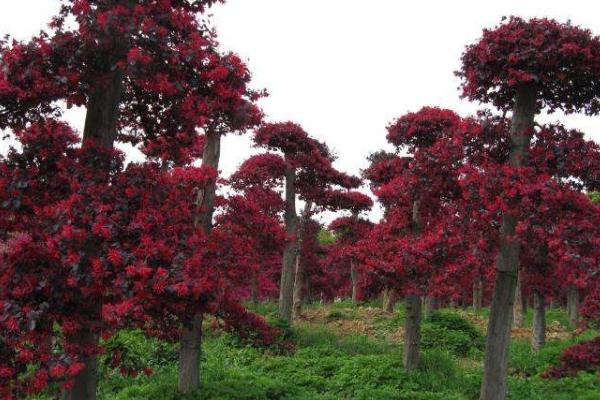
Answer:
279 164 298 322
473 277 483 313
567 285 580 327
403 295 422 371
292 202 311 319
350 260 359 303
305 276 314 304
532 291 545 353
178 313 203 393
403 199 424 370
250 272 258 306
292 255 304 319
82 69 124 149
424 296 437 320
179 130 221 393
513 270 525 328
63 40 126 400
63 330 98 400
480 85 536 400
193 130 221 231
382 287 398 313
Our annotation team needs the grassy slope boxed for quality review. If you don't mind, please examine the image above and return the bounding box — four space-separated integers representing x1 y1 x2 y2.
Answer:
35 301 600 400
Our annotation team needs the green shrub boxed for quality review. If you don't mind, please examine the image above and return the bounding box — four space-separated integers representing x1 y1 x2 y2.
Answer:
428 311 483 342
325 310 348 321
421 311 484 357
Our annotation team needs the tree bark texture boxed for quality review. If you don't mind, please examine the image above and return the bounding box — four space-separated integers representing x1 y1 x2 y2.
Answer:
473 277 483 313
403 295 422 371
513 271 525 328
351 260 359 303
250 272 258 305
532 291 546 353
567 285 580 328
403 199 423 370
480 85 536 400
382 287 398 313
64 32 127 400
63 330 98 400
178 313 204 393
279 164 298 322
178 130 221 393
424 296 437 320
292 202 311 319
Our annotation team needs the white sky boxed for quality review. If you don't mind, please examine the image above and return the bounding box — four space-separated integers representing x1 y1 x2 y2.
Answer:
1 0 600 221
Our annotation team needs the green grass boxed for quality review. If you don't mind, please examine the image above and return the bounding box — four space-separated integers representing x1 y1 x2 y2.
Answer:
31 305 599 400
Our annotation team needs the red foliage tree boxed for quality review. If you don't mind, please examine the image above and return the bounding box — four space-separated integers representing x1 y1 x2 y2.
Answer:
0 0 265 397
250 122 362 322
457 16 600 400
360 106 477 370
328 215 373 302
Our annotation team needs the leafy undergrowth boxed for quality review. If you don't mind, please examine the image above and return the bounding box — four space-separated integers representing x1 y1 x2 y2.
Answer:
33 303 599 400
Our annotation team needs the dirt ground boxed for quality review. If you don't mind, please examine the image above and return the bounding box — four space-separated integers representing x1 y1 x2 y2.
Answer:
297 303 574 344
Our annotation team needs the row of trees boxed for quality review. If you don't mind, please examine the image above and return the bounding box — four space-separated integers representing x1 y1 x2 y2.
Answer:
0 3 599 400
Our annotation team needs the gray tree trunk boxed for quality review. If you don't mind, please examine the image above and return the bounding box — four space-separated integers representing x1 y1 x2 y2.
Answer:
567 285 580 327
480 85 536 400
64 42 126 400
513 271 525 328
178 313 204 393
403 295 422 371
350 260 359 303
473 277 483 313
178 129 221 393
292 202 311 319
382 287 397 313
292 255 304 319
424 296 437 320
403 199 423 370
82 69 124 148
279 164 298 322
532 291 545 353
63 330 98 400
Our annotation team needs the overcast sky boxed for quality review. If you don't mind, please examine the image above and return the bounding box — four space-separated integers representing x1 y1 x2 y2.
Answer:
1 1 600 221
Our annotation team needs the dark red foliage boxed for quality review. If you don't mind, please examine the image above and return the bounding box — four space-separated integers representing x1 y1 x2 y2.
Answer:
0 122 128 397
215 192 286 302
326 216 374 299
230 153 287 190
582 280 600 330
231 123 369 304
320 190 373 214
458 118 600 302
458 16 600 114
387 106 462 151
359 107 478 299
0 0 272 396
254 122 321 160
543 337 600 378
0 0 262 165
218 302 282 347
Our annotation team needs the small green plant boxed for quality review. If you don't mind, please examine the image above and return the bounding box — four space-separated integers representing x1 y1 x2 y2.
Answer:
421 311 485 357
326 310 348 321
